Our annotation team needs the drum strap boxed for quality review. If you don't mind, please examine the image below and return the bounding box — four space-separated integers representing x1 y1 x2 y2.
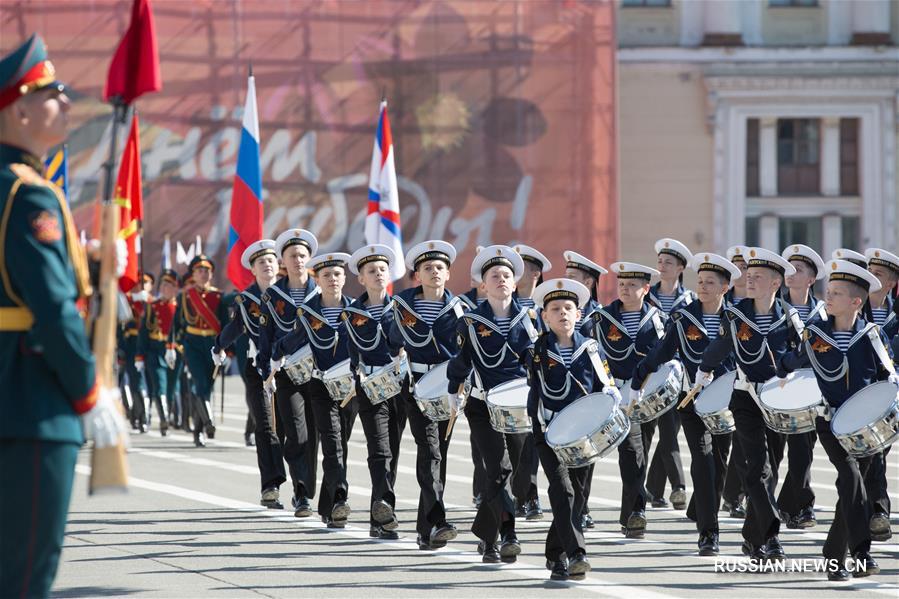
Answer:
520 308 539 343
866 325 897 376
586 342 613 388
779 298 805 337
734 366 762 404
651 310 665 339
452 301 465 319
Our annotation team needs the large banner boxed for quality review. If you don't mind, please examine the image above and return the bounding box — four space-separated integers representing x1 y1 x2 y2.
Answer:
1 0 617 294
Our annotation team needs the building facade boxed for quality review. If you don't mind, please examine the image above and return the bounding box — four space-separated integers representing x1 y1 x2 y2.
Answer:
617 0 899 269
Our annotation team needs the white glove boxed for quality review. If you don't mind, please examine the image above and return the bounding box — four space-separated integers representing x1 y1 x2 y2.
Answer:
82 387 130 449
889 372 899 387
165 348 177 369
692 370 714 392
264 376 277 396
628 387 642 406
131 290 148 303
212 348 227 366
134 358 144 373
115 238 128 278
270 358 283 374
450 392 464 413
778 371 795 389
603 385 622 406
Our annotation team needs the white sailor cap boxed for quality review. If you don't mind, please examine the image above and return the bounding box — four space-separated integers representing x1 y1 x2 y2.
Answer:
534 278 591 310
240 239 277 270
746 247 796 277
307 252 351 273
654 238 693 266
781 244 825 280
827 259 881 293
691 252 742 284
349 244 398 276
563 250 608 279
610 261 660 281
470 245 525 283
864 248 899 276
514 244 552 272
726 245 749 264
404 240 457 271
275 228 318 257
832 248 867 268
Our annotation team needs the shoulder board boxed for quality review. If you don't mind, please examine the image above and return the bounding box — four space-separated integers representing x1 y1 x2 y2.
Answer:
9 162 50 187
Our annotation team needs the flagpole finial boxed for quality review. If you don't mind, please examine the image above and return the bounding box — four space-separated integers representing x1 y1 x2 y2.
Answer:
248 62 253 78
381 87 386 103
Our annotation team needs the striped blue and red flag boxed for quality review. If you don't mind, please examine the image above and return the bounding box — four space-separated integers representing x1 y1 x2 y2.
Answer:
366 100 405 282
227 70 263 290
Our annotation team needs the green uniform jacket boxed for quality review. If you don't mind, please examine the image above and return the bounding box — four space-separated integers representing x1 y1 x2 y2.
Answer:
0 144 97 443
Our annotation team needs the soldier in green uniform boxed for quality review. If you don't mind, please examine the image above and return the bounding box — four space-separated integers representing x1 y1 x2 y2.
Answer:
122 273 153 432
167 255 229 446
0 34 127 597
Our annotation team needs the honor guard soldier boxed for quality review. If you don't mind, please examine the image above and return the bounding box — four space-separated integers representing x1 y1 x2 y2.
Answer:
589 261 660 538
631 253 741 555
278 252 354 528
168 254 228 447
447 245 537 563
343 244 402 539
212 240 288 509
0 33 127 597
777 244 827 529
526 278 601 580
123 273 154 431
562 249 608 528
778 260 891 581
258 228 320 517
387 240 462 550
644 238 693 510
695 248 799 565
138 270 179 436
862 247 898 542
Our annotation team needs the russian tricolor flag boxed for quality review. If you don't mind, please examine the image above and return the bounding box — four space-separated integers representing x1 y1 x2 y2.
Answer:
227 69 263 290
366 100 406 282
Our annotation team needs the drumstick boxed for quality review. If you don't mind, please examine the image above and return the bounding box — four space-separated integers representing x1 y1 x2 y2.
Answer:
678 385 702 410
212 364 220 381
444 383 465 440
340 387 356 409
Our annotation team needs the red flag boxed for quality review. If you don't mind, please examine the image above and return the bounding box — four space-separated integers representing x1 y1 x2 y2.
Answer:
104 0 161 104
116 114 144 292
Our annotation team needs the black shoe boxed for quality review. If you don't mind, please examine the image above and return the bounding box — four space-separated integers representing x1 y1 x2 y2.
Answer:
371 499 398 530
525 498 544 521
160 420 168 437
139 422 148 434
205 423 216 439
624 511 646 539
827 566 850 582
292 496 312 518
370 525 399 540
480 541 501 563
193 431 206 447
515 502 527 518
651 496 670 509
417 534 446 550
670 489 687 510
323 516 345 529
245 433 255 447
765 537 785 561
330 500 351 524
794 506 816 529
742 542 767 565
261 487 283 509
431 522 457 544
500 534 521 563
581 513 595 529
698 531 719 556
870 513 892 542
726 501 746 519
549 559 569 581
851 551 880 577
568 552 590 577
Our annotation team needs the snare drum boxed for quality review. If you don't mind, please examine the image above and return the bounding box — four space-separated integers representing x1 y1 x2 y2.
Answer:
413 362 468 422
544 391 630 468
758 369 822 434
628 360 684 424
485 378 530 434
831 382 899 457
283 345 314 386
361 355 409 406
321 359 355 403
693 371 737 435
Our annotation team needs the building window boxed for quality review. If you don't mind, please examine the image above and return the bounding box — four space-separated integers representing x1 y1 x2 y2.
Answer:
777 118 820 195
746 118 760 196
779 217 822 251
840 118 859 196
621 0 671 6
841 216 860 250
769 0 818 7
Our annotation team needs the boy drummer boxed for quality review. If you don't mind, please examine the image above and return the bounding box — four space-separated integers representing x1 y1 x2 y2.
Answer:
778 260 893 581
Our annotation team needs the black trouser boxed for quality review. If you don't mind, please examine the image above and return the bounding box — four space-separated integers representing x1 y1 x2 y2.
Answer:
245 359 286 492
387 395 407 490
618 418 648 527
642 407 686 499
681 403 730 534
466 399 516 543
340 396 358 470
274 372 318 500
533 422 587 561
865 446 892 518
472 431 486 498
582 464 594 517
722 434 746 507
816 418 872 560
304 379 349 518
356 379 396 526
777 430 817 517
399 377 447 538
506 431 539 505
730 389 781 548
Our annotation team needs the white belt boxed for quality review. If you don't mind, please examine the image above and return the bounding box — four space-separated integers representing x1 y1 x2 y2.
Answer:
410 361 439 374
733 378 759 393
358 364 379 375
469 387 486 400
